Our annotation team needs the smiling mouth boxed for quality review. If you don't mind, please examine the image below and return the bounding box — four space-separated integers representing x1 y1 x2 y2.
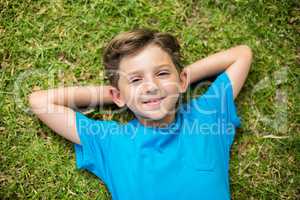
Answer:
142 97 165 105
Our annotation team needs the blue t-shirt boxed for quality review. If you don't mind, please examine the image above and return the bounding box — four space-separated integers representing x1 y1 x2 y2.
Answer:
74 72 241 200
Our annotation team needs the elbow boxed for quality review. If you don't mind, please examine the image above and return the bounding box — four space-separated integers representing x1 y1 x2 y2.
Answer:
28 91 46 110
28 92 39 109
238 45 253 60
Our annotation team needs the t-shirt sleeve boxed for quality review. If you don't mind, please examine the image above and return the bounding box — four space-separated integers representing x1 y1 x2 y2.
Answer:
74 111 118 183
189 71 241 147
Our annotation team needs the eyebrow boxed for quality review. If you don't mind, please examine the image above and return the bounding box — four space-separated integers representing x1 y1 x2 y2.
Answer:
126 64 171 77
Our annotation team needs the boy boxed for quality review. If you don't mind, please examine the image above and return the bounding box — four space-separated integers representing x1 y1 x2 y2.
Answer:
29 28 252 200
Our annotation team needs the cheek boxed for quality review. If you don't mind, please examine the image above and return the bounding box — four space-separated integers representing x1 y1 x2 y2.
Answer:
122 87 140 104
161 80 181 94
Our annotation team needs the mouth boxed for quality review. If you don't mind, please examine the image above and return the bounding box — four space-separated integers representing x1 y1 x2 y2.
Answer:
142 97 166 105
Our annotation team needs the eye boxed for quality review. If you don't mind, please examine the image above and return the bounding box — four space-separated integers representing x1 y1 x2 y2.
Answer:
130 78 142 83
157 71 170 76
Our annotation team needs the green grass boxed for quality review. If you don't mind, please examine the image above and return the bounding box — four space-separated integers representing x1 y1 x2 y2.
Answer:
1 0 299 199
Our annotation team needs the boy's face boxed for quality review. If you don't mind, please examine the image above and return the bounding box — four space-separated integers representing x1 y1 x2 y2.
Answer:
111 44 188 127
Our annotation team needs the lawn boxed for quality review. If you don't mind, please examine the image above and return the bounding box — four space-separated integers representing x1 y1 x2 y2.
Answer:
0 0 299 199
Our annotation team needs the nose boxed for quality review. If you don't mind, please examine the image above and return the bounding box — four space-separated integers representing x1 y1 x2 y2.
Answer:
143 78 159 95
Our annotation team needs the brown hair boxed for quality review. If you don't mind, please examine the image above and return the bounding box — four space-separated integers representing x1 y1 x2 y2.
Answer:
102 28 182 89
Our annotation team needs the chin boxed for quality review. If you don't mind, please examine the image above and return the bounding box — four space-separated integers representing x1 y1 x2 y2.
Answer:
131 103 176 122
145 113 166 121
137 110 167 121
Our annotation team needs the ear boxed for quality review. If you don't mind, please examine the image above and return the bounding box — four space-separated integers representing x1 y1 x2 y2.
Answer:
109 87 126 107
179 69 189 93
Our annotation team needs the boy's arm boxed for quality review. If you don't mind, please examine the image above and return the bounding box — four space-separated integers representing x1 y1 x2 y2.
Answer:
28 85 115 144
183 45 253 99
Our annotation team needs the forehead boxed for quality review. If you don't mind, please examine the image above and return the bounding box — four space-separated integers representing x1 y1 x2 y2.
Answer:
118 44 175 76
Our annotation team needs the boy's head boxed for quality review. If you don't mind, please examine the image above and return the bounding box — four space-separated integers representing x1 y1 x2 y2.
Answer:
103 28 188 126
